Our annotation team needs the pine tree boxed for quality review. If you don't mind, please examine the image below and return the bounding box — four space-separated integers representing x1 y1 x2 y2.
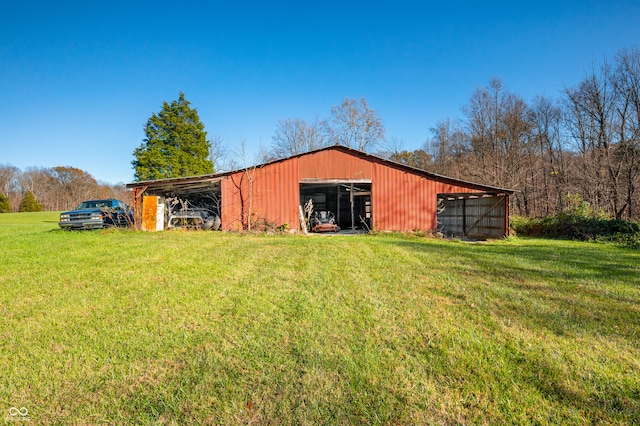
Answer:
0 193 10 213
132 92 214 181
19 190 42 212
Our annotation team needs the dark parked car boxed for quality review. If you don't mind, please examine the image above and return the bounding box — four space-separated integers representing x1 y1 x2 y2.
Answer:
59 199 133 230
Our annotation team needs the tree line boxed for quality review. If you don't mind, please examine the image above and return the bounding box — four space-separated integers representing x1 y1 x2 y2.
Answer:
418 47 640 220
0 165 130 213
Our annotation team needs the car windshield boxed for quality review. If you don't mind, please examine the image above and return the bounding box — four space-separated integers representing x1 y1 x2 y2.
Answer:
75 200 113 209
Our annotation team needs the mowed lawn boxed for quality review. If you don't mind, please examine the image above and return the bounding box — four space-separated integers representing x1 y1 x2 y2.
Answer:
1 212 639 425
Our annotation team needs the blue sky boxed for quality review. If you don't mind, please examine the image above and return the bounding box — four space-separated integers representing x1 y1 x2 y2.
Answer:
1 1 639 184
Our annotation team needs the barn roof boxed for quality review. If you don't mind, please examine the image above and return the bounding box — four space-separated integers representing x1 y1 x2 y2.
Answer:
126 145 514 195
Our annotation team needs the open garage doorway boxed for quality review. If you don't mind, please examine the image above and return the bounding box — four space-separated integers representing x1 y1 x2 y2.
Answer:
300 181 372 231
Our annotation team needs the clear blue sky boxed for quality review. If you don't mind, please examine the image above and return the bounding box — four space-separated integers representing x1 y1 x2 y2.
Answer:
1 1 639 184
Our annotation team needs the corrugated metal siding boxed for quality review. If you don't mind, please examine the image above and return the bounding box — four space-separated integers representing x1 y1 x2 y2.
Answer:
221 150 376 230
253 158 300 228
372 164 477 231
220 174 243 230
437 195 508 238
219 148 503 232
221 158 300 230
466 196 507 238
437 198 464 235
299 150 372 180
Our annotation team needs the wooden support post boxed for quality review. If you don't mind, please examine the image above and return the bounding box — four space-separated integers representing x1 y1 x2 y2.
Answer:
462 197 467 236
299 205 309 235
336 184 340 227
350 183 355 231
133 186 147 230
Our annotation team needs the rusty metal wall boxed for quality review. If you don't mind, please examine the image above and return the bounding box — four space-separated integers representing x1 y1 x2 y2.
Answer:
253 157 300 227
372 163 477 231
221 158 301 230
220 148 496 232
220 176 241 230
298 149 372 180
221 150 376 230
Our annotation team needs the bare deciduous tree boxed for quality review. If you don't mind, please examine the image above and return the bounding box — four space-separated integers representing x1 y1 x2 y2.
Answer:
427 118 469 177
229 139 269 231
530 95 569 215
564 61 627 218
389 149 432 170
463 77 535 214
0 165 131 212
0 165 20 195
613 47 640 219
327 97 385 152
20 167 53 210
0 164 22 212
271 117 329 158
209 135 233 173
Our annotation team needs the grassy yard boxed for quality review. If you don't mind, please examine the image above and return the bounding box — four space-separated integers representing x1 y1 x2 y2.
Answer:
1 212 639 424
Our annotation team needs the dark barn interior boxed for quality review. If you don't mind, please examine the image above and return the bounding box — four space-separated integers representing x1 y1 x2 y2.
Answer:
300 182 372 231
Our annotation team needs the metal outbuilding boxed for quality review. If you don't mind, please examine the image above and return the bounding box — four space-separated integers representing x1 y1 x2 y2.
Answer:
126 145 514 238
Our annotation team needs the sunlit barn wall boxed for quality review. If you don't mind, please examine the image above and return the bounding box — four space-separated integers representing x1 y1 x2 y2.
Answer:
221 157 300 231
220 146 501 232
297 149 373 180
371 163 482 231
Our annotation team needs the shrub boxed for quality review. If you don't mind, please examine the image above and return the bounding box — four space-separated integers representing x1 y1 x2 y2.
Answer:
511 194 640 249
0 193 10 213
19 190 42 212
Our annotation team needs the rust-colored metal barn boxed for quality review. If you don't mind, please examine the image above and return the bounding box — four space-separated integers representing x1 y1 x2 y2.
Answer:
127 145 514 238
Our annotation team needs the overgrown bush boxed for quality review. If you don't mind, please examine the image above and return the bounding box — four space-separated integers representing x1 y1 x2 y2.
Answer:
0 193 10 213
512 194 640 249
19 190 42 212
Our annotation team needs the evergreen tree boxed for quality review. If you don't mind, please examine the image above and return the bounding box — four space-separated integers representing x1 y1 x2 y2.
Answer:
0 193 10 213
19 190 42 212
132 92 214 181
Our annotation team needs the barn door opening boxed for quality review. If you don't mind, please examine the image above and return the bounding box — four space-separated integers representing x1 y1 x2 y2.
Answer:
300 182 371 231
437 193 509 239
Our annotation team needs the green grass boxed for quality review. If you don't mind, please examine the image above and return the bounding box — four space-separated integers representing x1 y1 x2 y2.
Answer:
1 212 639 424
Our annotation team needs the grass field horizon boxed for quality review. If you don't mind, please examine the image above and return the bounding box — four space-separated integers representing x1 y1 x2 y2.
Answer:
1 212 639 424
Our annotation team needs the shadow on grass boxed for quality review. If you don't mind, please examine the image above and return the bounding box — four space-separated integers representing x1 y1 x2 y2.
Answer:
504 341 638 422
47 228 102 233
386 237 640 422
390 237 640 340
